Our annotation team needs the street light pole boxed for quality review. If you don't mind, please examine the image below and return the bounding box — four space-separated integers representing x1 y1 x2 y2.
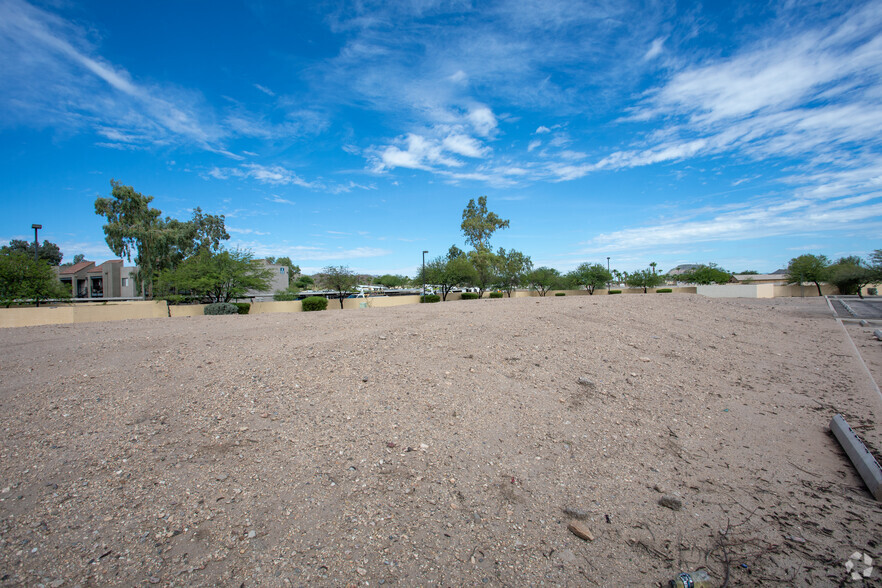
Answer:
31 224 42 307
422 250 428 296
32 224 42 262
607 256 611 290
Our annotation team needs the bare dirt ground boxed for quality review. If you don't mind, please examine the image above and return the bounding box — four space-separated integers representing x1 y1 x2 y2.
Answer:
1 294 881 587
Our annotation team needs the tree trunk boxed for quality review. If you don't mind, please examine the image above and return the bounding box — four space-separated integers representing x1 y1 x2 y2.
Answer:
814 281 823 296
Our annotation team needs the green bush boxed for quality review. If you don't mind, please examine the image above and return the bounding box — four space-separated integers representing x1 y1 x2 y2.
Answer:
234 302 251 314
301 296 328 311
420 294 441 303
489 292 503 298
555 292 566 296
656 288 672 293
608 290 622 295
460 292 479 300
273 290 300 301
204 302 239 315
869 287 878 296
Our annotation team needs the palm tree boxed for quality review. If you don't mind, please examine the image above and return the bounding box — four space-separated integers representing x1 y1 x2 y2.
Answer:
650 261 657 274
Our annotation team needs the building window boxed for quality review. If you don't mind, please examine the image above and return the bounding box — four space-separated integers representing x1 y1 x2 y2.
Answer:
121 278 128 287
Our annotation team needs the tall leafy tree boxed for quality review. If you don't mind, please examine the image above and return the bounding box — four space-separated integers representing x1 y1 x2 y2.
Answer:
374 274 408 288
787 254 830 296
678 264 732 285
461 196 509 250
265 256 301 278
0 251 70 307
157 248 272 303
317 265 358 309
828 256 874 297
467 248 498 298
495 247 533 297
416 253 476 301
2 239 63 265
526 267 561 296
625 268 664 293
570 262 613 294
95 180 228 298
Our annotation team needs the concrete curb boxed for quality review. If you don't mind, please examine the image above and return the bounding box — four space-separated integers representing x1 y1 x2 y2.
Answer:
830 414 882 501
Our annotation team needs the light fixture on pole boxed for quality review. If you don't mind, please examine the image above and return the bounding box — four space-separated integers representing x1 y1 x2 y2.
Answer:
422 250 428 296
32 224 42 262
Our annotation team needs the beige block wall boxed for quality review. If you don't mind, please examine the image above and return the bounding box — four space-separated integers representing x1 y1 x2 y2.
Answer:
0 301 169 328
772 284 839 297
251 300 303 314
168 304 208 317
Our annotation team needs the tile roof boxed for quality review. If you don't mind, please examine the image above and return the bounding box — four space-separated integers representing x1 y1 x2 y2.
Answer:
58 261 95 275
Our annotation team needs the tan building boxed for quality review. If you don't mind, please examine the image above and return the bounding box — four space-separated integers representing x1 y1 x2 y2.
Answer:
57 260 138 299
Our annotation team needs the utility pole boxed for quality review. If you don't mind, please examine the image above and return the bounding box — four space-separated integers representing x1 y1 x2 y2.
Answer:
31 224 41 261
422 250 428 296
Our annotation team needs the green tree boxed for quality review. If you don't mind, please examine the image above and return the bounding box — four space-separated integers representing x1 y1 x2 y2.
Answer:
786 254 830 296
467 248 498 298
571 262 613 295
2 239 64 265
61 253 86 267
678 264 732 285
828 256 875 297
526 267 561 296
494 248 533 297
95 180 228 298
157 248 273 303
625 268 664 293
294 274 315 290
0 251 70 307
416 254 477 301
374 274 408 288
738 270 759 275
461 196 509 250
317 265 358 309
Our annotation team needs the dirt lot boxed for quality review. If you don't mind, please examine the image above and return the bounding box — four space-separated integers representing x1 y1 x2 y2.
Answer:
1 294 881 587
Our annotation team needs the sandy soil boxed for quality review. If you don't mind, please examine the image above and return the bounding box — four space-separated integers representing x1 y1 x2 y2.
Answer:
1 294 881 587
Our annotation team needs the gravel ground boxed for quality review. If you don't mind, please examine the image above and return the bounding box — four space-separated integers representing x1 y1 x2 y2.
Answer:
1 294 881 587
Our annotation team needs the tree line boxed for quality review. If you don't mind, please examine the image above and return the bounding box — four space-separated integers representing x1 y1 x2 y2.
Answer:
1 184 879 307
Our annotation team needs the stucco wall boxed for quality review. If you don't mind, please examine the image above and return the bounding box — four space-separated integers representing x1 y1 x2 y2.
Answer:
0 300 168 328
697 284 776 298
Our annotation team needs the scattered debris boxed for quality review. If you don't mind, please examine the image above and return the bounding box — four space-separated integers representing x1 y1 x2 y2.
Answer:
567 521 594 541
658 496 683 511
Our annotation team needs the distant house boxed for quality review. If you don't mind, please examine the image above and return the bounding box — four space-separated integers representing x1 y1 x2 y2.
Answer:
57 260 138 299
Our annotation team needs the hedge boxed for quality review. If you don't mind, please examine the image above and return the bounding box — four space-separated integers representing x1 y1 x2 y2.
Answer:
555 292 566 296
234 302 251 314
460 292 479 300
489 292 503 298
204 302 239 315
301 296 328 311
656 288 672 293
420 294 441 303
608 290 622 295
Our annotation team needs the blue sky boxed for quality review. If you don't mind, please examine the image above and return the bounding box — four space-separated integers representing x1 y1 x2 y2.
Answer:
1 0 880 276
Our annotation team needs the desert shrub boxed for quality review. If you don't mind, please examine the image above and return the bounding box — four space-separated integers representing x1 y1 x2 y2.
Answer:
608 290 622 295
489 292 503 298
460 292 479 300
555 292 566 296
301 296 328 311
869 287 878 296
234 302 251 314
420 294 441 303
204 302 239 315
273 290 300 301
656 288 672 293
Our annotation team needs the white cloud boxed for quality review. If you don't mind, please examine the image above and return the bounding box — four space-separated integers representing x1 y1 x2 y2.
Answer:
535 126 551 134
643 37 665 60
468 106 497 136
254 84 275 96
527 139 541 152
442 134 488 158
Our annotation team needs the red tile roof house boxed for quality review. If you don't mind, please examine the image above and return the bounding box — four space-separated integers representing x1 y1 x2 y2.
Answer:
56 260 138 299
